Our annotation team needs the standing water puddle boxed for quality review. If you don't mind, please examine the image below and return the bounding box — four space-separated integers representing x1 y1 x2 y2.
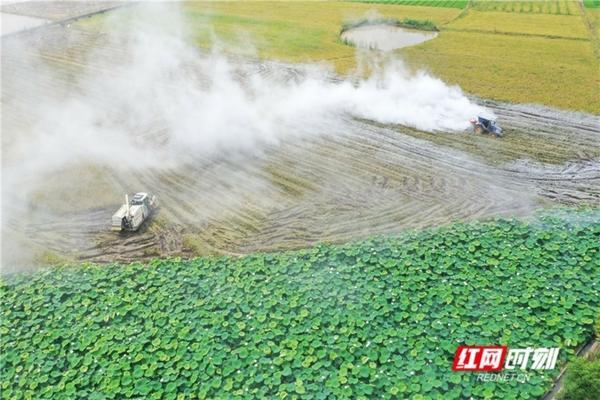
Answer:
341 24 437 51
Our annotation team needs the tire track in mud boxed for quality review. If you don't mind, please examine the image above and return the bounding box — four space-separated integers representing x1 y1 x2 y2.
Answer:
2 23 599 271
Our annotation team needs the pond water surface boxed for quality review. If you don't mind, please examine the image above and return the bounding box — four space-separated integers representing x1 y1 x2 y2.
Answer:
341 24 437 51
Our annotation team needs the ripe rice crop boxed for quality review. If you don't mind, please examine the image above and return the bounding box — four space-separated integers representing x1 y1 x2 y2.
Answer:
471 1 581 15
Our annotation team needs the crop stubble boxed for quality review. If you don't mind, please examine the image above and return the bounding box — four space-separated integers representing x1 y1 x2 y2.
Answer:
1 22 599 271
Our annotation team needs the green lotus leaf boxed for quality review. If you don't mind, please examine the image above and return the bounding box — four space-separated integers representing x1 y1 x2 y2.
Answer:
2 210 599 399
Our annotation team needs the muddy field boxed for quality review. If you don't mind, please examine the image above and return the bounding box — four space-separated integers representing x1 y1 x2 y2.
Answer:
1 7 599 274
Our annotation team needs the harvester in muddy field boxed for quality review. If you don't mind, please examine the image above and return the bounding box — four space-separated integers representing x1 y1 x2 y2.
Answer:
111 193 158 232
470 116 502 137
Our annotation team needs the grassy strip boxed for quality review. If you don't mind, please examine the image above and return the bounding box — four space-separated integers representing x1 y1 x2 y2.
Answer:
1 209 599 399
348 0 468 9
401 17 438 30
583 0 600 9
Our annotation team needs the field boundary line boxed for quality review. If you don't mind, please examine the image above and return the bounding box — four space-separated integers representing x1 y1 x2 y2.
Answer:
577 0 600 58
1 3 130 40
441 26 590 41
446 0 473 24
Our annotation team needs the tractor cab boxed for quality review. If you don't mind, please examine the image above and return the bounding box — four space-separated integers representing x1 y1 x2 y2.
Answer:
131 193 149 206
111 193 158 232
470 116 502 137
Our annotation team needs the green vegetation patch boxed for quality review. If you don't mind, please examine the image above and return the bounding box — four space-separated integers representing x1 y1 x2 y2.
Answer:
584 0 600 9
341 17 438 33
1 210 599 399
558 314 600 399
559 357 600 399
401 17 438 31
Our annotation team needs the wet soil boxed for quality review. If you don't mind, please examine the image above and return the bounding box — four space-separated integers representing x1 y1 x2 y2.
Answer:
2 22 598 273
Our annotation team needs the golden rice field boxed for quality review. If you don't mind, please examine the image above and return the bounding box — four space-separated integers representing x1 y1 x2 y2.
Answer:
446 10 590 38
401 31 597 111
182 2 461 62
471 0 582 14
168 1 599 113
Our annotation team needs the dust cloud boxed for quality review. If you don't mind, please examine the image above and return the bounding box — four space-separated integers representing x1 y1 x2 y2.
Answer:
1 2 490 271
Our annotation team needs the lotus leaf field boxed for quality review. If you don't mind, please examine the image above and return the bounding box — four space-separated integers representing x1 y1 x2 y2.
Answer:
1 210 599 399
